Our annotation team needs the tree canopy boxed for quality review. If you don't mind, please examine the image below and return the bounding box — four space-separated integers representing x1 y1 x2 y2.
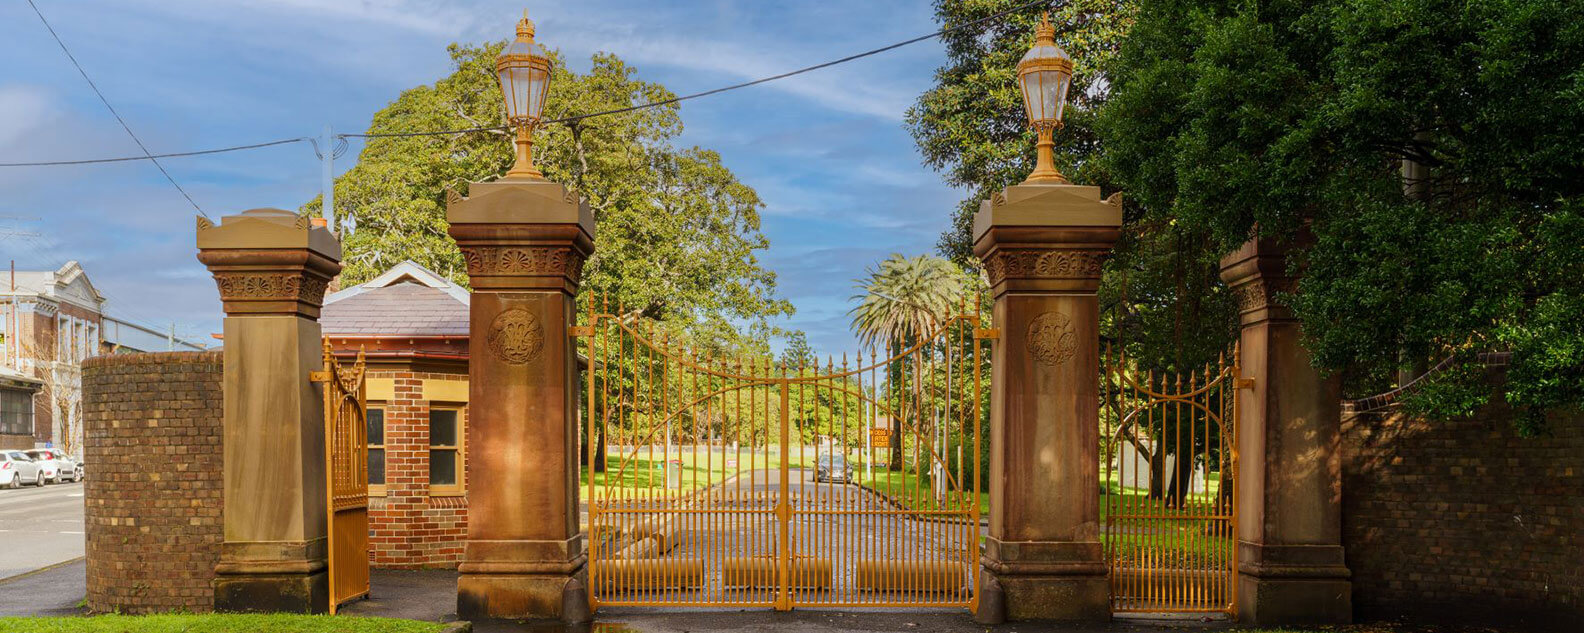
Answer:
305 43 792 336
908 0 1234 372
1100 0 1584 428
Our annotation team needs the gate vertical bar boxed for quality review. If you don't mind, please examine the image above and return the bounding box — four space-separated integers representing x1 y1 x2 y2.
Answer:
776 379 791 610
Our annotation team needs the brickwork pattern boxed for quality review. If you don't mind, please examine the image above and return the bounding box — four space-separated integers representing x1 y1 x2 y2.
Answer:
81 352 223 614
367 368 469 569
1342 394 1584 625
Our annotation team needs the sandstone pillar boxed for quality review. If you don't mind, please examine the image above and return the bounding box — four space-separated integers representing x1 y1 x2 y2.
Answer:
448 179 593 621
196 209 341 613
973 184 1120 622
1220 236 1352 625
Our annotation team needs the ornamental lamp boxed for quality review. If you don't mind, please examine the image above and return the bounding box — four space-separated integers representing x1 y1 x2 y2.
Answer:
1016 12 1074 184
497 9 552 180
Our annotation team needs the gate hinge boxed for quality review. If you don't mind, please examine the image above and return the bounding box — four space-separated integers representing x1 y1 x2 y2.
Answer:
974 328 1001 340
309 370 331 382
1237 378 1256 389
569 326 594 337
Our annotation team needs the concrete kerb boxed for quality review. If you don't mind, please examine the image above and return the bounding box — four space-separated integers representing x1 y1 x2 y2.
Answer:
0 556 86 586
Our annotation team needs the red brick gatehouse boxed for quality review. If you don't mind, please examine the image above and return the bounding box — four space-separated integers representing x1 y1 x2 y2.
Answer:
321 261 470 569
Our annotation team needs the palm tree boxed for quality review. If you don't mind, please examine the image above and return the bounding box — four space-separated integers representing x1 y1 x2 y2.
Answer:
850 254 964 471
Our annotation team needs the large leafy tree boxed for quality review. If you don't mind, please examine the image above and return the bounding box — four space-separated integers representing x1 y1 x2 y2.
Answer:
305 43 792 335
1100 0 1584 430
907 0 1137 263
907 0 1233 371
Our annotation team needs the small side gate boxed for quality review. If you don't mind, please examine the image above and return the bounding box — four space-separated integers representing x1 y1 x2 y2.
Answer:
313 341 370 613
582 296 989 611
1100 345 1240 614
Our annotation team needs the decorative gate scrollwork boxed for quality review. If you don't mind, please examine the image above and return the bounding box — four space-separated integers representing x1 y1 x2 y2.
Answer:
1101 344 1240 614
312 340 370 613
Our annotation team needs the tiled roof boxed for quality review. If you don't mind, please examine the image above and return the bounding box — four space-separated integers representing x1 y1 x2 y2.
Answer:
320 282 468 337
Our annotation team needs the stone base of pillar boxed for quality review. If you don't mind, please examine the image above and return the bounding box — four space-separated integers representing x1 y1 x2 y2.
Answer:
457 570 588 621
213 571 328 614
457 538 588 621
1236 544 1352 626
980 539 1110 622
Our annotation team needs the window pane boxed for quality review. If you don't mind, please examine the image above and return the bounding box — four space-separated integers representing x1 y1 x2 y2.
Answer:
366 408 385 446
430 450 457 486
429 409 458 447
368 448 385 485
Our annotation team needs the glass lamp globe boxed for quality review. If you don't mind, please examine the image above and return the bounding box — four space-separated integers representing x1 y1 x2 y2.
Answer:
496 11 552 179
1016 13 1074 184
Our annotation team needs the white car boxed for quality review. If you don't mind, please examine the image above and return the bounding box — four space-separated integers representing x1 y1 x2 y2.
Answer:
1 451 46 488
25 449 78 483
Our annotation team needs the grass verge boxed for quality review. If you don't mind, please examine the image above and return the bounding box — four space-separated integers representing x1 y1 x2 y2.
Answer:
0 614 443 633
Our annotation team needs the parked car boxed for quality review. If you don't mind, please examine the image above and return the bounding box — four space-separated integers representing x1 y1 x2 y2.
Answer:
814 454 853 483
27 450 80 483
1 452 46 488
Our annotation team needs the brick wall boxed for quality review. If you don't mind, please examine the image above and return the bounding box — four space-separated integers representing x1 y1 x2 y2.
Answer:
1342 385 1584 626
82 352 223 614
366 368 469 569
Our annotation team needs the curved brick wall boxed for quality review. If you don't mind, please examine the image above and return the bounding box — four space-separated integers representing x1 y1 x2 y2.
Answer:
82 352 223 614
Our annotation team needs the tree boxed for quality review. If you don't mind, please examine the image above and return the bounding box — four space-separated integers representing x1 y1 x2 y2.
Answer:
907 0 1137 263
780 331 816 369
1099 0 1584 430
305 43 792 336
850 254 967 471
908 0 1232 371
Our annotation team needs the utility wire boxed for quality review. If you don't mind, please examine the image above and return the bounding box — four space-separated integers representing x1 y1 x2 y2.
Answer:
23 0 210 218
5 0 1052 161
0 138 311 167
345 0 1054 140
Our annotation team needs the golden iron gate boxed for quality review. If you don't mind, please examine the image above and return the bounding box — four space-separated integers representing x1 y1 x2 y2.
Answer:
312 340 371 614
1100 345 1241 614
581 296 989 611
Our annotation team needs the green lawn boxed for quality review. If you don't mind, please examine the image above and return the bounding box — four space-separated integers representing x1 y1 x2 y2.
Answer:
858 468 988 515
0 614 441 633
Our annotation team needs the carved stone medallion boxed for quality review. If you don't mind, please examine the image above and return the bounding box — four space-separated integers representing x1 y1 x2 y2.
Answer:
1027 311 1078 367
486 308 544 365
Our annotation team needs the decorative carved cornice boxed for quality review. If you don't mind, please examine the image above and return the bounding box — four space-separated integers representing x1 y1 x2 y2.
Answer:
213 272 329 306
1229 277 1296 314
982 248 1109 286
462 246 585 283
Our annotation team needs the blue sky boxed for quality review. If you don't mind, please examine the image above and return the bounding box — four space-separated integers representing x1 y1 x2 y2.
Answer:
0 0 963 356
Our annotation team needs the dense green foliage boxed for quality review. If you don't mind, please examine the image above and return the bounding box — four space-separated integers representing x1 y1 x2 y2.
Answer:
908 0 1136 262
908 0 1235 374
305 43 791 336
1100 0 1584 428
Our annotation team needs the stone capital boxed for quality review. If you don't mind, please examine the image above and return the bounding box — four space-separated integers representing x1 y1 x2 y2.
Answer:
1218 233 1311 325
973 184 1122 296
446 181 594 294
196 209 342 319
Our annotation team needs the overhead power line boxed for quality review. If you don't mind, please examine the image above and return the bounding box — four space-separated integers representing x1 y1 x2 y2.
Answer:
4 0 1053 162
0 137 312 167
344 0 1054 140
23 0 210 219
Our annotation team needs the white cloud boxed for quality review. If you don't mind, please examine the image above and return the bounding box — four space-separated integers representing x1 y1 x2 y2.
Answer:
550 22 923 121
0 84 58 147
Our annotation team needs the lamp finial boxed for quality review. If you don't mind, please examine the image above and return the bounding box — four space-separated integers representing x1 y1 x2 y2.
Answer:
516 9 535 40
1035 12 1055 45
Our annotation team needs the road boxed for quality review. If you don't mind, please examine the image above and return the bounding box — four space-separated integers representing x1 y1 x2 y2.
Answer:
590 468 980 607
0 480 85 580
